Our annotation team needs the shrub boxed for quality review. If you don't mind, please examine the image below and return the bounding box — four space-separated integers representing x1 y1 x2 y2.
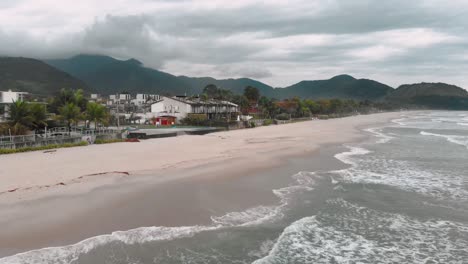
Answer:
0 141 88 155
275 113 290 120
94 138 124 144
263 119 273 126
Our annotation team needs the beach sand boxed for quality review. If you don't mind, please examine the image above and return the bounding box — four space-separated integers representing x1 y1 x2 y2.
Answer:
0 112 402 257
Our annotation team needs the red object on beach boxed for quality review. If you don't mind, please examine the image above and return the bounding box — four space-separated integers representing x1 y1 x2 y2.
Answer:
125 138 140 143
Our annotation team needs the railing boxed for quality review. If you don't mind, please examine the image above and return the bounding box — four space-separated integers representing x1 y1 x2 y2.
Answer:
0 127 122 149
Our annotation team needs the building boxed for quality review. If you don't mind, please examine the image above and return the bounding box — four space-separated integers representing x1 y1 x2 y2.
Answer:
0 90 28 103
0 90 29 121
150 96 239 124
132 94 160 106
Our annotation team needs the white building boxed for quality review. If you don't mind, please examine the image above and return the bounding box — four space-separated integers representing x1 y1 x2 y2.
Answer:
132 94 160 106
0 90 29 121
0 90 28 104
150 96 239 123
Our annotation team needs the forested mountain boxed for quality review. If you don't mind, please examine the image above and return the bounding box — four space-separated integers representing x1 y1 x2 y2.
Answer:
0 57 91 95
277 75 393 100
45 55 275 96
386 83 468 109
2 54 466 110
44 55 393 101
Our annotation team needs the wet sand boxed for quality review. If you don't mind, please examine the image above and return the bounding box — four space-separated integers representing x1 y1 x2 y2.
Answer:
0 112 402 257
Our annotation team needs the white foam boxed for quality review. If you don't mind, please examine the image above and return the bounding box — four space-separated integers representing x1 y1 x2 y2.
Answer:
1 172 318 264
421 131 468 149
364 127 394 144
391 118 406 126
0 225 217 264
334 144 468 200
334 146 372 166
254 199 468 264
211 171 316 227
457 122 468 126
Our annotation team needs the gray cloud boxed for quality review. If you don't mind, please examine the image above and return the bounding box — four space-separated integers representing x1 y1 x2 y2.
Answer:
0 0 467 88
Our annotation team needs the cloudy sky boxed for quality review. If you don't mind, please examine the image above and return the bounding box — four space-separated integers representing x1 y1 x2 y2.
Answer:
0 0 467 88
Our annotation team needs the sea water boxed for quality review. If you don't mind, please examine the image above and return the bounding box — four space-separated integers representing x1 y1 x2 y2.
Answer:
2 111 468 264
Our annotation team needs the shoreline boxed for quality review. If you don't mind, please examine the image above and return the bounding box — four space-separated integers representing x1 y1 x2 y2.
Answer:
0 112 404 257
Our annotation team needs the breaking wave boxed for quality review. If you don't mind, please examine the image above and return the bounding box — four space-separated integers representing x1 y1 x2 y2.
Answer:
253 199 468 264
0 172 317 264
421 131 468 149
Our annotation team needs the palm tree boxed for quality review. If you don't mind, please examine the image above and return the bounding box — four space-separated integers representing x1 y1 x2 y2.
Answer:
29 103 48 130
86 102 107 130
58 103 82 133
8 100 34 135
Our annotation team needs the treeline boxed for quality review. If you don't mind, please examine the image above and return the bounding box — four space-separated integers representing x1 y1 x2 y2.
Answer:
1 89 109 136
199 84 391 120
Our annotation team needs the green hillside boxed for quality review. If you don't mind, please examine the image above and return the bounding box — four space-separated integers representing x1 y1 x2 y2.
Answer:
276 75 394 100
0 57 91 95
387 83 468 109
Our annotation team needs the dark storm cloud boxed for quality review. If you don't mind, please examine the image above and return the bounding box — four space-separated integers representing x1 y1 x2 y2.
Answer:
0 0 467 87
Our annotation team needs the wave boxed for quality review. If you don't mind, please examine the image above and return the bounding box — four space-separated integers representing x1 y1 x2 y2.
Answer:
334 146 371 166
333 144 468 200
0 172 318 264
421 131 468 149
391 118 407 126
253 199 468 264
457 122 468 126
364 127 394 144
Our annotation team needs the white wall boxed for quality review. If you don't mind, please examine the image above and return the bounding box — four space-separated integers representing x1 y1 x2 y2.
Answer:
150 96 192 120
0 91 24 103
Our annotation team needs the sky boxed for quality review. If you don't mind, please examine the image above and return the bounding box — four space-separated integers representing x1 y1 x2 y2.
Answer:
0 0 467 88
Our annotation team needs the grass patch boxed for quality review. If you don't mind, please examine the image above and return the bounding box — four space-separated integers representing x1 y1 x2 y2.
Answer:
0 141 88 155
94 138 125 144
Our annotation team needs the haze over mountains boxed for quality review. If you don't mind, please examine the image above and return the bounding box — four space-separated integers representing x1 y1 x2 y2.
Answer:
0 54 467 109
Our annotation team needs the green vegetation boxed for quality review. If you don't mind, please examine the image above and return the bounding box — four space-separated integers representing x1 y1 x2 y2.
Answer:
0 57 91 95
1 88 111 136
94 138 124 144
0 141 88 155
263 119 273 126
6 101 48 135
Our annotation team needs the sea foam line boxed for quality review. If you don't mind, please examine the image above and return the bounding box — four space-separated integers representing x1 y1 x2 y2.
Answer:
0 172 318 264
421 131 468 149
364 127 394 144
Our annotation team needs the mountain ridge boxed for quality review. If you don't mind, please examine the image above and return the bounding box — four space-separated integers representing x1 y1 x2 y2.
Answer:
0 57 92 95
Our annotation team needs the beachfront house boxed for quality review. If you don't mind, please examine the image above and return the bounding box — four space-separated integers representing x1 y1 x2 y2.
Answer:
150 96 239 124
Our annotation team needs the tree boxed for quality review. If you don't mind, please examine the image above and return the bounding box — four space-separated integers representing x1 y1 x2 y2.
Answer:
203 84 219 99
86 102 108 130
7 100 33 135
58 103 82 132
29 103 48 130
232 95 250 115
48 88 89 114
244 86 260 104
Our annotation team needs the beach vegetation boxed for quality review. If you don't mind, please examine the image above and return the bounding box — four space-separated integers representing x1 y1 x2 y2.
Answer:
94 138 124 144
86 102 109 130
0 141 88 155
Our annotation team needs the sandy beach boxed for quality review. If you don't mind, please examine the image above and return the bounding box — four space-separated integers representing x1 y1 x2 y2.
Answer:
0 112 403 257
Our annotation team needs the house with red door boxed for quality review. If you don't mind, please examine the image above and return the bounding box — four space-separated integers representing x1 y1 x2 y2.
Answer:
150 96 239 125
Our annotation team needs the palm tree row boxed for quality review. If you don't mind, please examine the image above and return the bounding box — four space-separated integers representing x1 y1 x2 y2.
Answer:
4 89 109 136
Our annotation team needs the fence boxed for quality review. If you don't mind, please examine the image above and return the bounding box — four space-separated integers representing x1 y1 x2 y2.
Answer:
0 127 122 149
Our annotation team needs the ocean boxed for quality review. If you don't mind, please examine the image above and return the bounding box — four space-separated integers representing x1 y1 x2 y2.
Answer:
2 111 468 264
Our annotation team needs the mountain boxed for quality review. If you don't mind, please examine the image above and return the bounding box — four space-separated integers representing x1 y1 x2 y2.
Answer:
178 76 276 97
0 57 91 95
387 83 468 109
276 75 394 100
45 55 190 95
45 55 276 96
